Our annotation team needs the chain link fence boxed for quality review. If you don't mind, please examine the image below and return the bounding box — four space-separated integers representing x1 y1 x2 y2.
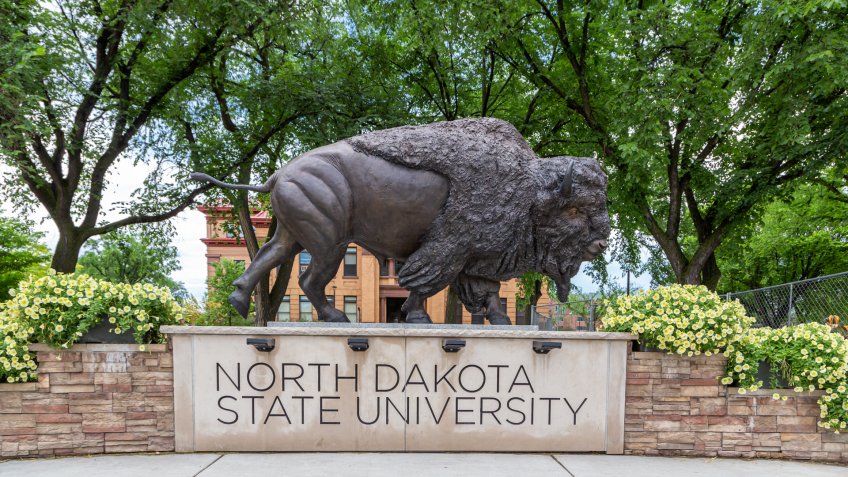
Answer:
725 271 848 328
531 271 848 331
531 300 603 331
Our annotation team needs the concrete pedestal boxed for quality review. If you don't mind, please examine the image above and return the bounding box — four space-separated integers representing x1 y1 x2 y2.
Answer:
162 324 633 453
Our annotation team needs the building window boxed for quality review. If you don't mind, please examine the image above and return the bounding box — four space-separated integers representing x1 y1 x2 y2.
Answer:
500 298 508 311
299 296 312 322
395 260 405 274
234 259 245 266
343 247 357 277
327 296 335 309
344 296 357 322
277 296 290 322
299 251 312 276
379 259 390 277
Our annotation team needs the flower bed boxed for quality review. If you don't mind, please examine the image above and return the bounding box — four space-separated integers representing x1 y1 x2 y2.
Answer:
0 271 183 383
602 284 753 356
723 323 848 432
602 284 848 433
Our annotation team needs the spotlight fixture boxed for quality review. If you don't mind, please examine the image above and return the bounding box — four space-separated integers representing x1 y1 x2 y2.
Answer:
442 339 466 353
348 337 369 352
532 341 562 354
246 337 275 352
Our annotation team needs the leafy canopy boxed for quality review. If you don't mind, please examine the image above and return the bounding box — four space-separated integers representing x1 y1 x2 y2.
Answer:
0 217 49 301
77 226 187 299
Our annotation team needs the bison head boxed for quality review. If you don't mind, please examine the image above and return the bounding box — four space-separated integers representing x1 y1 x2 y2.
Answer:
532 156 611 301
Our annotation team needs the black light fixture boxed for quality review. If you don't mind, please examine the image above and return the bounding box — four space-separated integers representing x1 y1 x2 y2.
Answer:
442 339 466 352
348 337 369 351
247 337 275 352
532 341 562 354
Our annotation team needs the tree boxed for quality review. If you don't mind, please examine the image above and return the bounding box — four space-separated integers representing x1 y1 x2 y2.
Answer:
0 0 275 273
491 0 847 289
201 258 253 326
190 2 413 325
77 226 186 298
0 217 49 300
718 185 848 293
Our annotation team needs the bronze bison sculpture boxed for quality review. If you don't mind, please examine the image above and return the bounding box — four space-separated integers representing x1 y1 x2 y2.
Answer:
192 117 610 325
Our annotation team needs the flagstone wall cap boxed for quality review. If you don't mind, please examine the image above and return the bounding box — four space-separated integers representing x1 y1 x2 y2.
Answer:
27 343 168 352
159 324 635 340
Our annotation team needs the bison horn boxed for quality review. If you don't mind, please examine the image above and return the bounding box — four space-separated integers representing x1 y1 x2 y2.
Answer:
559 161 574 198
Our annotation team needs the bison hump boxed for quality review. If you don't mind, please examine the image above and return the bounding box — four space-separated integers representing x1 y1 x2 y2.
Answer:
345 117 536 176
346 117 540 268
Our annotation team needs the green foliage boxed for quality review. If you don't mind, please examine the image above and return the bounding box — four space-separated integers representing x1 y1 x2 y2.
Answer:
489 0 848 288
723 323 848 432
603 284 753 355
718 186 848 292
199 259 253 326
515 272 554 309
0 0 285 271
0 271 184 382
0 217 49 301
77 227 186 299
3 0 846 296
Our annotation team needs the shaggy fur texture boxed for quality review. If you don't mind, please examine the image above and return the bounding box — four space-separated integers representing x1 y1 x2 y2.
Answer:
347 118 610 310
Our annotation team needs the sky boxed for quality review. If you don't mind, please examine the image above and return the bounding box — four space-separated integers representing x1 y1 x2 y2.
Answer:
3 159 652 303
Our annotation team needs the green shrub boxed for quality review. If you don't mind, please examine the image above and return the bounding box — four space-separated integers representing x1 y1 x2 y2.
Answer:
0 270 184 383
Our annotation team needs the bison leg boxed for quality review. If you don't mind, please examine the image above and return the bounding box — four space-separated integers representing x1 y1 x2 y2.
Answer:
299 247 349 322
484 291 511 326
229 226 303 318
454 274 512 325
401 291 432 324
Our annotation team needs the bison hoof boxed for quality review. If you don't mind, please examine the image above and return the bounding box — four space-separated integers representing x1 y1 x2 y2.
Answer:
319 308 350 323
487 313 512 326
405 311 433 324
228 291 250 318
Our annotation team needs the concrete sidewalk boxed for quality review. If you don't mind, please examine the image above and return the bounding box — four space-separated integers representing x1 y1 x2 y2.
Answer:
1 453 846 477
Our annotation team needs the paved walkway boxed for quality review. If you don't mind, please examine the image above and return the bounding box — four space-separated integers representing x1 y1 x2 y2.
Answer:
1 453 846 477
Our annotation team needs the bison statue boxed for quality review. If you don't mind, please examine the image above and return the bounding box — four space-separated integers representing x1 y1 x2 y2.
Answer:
191 117 610 325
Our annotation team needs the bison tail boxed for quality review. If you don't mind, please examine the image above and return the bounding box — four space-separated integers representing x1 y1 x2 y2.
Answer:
189 172 271 193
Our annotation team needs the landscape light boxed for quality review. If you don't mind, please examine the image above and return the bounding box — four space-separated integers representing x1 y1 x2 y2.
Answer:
246 337 275 352
532 341 562 354
442 339 466 352
348 337 369 352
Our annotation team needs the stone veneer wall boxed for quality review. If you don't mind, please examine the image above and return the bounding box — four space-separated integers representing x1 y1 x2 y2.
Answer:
2 344 847 462
0 344 174 458
625 350 848 463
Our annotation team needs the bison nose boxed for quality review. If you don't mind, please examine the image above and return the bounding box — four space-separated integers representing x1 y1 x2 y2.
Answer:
597 240 608 250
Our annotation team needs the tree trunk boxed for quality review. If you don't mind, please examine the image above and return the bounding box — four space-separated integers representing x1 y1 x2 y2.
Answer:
254 276 271 327
519 279 543 326
700 253 722 290
51 229 83 273
444 286 460 324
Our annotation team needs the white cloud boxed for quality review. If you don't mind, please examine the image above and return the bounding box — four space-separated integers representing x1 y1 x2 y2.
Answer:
171 209 207 299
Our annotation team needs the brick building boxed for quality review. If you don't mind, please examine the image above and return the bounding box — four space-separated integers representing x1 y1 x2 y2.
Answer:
200 206 552 324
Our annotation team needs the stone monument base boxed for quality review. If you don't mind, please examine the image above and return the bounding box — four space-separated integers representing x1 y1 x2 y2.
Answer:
162 324 633 453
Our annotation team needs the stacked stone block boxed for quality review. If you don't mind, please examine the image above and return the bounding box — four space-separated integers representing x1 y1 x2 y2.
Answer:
625 350 848 463
0 344 174 457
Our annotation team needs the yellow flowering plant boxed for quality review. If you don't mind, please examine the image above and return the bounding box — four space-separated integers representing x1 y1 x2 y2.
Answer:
0 314 37 383
723 323 848 432
602 284 754 356
0 270 184 383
